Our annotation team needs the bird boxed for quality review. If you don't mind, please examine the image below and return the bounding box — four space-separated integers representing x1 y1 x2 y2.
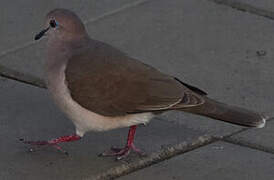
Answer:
21 8 268 160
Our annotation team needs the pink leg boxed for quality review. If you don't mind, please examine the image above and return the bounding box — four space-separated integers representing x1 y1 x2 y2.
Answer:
100 125 145 160
20 134 81 155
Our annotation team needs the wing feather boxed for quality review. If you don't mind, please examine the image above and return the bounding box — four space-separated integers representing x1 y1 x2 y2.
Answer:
65 40 205 116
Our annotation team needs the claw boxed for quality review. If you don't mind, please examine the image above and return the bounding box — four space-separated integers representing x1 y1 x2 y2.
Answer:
99 125 146 160
99 144 145 160
20 134 81 155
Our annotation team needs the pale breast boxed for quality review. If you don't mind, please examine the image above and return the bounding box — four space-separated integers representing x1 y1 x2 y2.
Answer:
46 64 154 137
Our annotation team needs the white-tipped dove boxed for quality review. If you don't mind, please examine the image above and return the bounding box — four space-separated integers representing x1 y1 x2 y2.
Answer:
22 9 268 159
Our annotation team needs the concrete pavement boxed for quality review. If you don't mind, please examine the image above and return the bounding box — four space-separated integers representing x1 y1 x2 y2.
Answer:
1 0 274 179
119 142 274 180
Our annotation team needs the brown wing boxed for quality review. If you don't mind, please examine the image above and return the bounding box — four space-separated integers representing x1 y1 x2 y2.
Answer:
65 40 205 116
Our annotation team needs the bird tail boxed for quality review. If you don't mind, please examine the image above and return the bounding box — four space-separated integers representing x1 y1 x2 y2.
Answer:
181 97 267 128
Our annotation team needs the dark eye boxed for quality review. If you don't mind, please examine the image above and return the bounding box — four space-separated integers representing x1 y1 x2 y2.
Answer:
49 20 57 28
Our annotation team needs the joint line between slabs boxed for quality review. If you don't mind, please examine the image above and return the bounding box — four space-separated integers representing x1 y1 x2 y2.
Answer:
224 137 274 155
91 135 216 180
0 65 46 88
209 0 274 20
84 0 151 25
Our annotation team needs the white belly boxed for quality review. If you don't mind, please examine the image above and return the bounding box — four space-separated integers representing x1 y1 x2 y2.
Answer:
46 64 154 136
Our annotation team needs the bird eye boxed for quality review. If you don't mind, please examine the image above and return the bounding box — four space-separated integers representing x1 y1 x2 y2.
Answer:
49 19 58 28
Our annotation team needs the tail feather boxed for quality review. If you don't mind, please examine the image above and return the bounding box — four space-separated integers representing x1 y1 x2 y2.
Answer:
181 97 267 128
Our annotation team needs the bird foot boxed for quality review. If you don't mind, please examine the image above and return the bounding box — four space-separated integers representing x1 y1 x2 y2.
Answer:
20 134 81 155
20 138 70 155
99 144 146 160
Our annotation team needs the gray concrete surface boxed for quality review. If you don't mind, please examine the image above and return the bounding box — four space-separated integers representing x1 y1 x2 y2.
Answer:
0 0 146 55
228 119 274 152
0 0 274 179
119 141 274 180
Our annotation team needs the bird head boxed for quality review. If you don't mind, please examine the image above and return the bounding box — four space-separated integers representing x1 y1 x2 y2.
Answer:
35 9 87 42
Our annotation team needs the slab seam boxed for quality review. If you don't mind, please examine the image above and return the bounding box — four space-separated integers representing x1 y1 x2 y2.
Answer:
84 0 151 25
89 135 215 180
217 119 274 155
0 65 46 88
211 119 274 154
214 127 248 140
223 138 274 155
209 0 274 20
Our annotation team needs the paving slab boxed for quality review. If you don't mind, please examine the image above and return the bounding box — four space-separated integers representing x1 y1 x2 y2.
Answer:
0 76 215 180
228 119 274 152
0 0 146 54
119 141 274 180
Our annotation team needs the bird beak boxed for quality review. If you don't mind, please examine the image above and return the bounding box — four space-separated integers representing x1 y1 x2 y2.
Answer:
34 27 50 40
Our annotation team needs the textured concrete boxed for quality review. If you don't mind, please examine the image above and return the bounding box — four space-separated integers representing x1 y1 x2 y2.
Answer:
228 119 274 152
0 0 146 54
119 141 274 180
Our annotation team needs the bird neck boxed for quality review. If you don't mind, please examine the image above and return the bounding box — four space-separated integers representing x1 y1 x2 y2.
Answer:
45 37 90 87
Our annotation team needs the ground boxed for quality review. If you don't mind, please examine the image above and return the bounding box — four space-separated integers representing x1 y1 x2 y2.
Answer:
1 0 274 179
